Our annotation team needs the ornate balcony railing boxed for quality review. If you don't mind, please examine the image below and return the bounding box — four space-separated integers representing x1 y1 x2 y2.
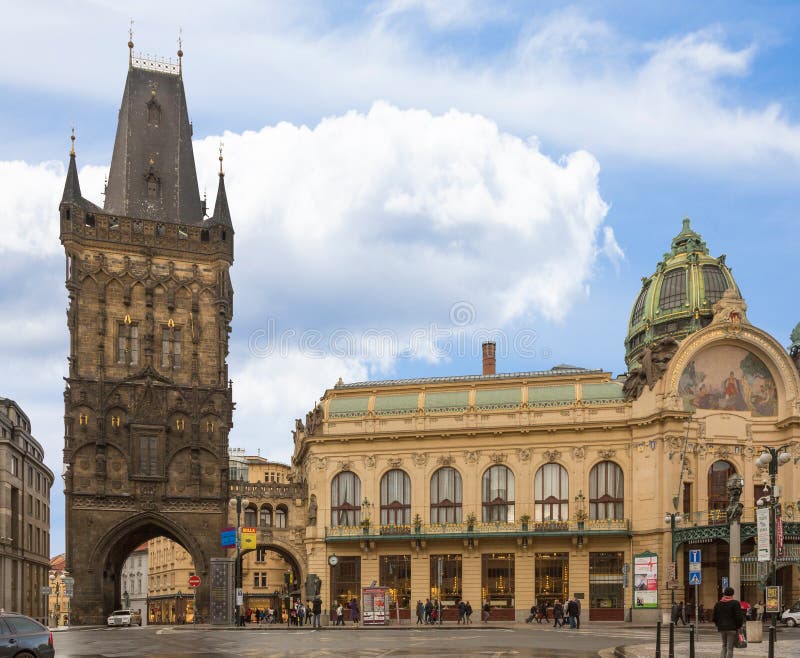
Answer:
325 518 630 540
228 480 306 500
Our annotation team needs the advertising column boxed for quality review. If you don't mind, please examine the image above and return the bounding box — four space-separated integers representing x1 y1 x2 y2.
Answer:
632 551 658 621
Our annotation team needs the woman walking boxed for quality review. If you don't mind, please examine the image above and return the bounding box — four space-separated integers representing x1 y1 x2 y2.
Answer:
553 600 564 628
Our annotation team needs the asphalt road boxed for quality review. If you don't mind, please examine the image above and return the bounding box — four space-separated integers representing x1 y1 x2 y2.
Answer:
50 623 677 657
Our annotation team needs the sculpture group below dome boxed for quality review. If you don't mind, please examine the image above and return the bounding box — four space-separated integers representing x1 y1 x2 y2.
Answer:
625 218 739 369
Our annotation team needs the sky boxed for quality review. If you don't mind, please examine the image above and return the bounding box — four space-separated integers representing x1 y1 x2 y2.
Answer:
1 1 799 557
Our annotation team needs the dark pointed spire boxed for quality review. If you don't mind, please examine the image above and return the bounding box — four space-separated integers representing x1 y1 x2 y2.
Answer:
210 143 233 228
62 129 82 203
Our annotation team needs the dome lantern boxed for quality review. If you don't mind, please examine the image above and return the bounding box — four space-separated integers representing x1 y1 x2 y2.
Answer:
624 218 739 369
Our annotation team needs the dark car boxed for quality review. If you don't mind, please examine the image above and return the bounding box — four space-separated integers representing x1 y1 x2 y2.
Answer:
0 613 54 657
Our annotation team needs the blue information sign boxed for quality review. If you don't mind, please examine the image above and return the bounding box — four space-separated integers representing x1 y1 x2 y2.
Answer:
689 572 702 586
221 527 236 548
689 550 701 565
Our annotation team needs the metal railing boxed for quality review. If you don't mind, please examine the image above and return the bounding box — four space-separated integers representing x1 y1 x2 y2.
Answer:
325 517 629 538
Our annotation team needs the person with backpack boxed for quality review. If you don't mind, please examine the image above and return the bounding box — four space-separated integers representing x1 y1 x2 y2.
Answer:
465 601 473 624
566 597 579 629
712 587 745 658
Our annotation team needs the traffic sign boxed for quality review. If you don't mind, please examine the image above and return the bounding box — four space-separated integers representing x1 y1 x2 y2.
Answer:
689 572 702 586
689 549 701 569
721 576 729 590
188 575 201 588
221 527 236 548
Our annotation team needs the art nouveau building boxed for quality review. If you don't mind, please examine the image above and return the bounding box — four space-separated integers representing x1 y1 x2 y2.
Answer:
291 220 800 622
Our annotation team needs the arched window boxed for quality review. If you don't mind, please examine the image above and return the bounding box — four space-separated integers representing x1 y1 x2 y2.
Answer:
535 463 569 522
430 467 462 523
708 460 736 525
331 471 361 526
259 504 272 527
589 461 624 520
275 504 288 529
243 504 257 527
482 465 515 522
380 469 411 525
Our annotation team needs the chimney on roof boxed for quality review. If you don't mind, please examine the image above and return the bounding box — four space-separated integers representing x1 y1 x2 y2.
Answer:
482 341 496 376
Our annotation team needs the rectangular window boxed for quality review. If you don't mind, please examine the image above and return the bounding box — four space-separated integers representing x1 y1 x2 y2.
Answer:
535 552 569 607
11 456 18 477
429 554 462 604
27 494 32 516
253 573 260 588
330 556 361 616
589 552 624 620
139 436 159 476
256 548 267 563
161 327 182 368
118 323 139 365
261 572 267 588
482 553 514 608
380 555 411 610
27 466 33 485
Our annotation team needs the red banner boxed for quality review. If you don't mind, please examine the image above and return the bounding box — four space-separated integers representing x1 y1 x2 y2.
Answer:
776 509 784 557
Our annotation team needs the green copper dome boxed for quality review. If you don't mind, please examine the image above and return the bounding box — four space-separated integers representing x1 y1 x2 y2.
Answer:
624 218 739 368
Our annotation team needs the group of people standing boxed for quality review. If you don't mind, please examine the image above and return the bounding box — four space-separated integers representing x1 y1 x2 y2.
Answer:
525 597 582 629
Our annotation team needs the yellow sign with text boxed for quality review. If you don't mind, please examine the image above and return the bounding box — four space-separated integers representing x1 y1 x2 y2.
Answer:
241 527 257 550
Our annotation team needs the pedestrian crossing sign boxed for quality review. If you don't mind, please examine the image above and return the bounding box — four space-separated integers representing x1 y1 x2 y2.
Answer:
689 572 702 586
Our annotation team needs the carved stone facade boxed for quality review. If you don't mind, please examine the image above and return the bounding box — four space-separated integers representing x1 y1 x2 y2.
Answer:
60 50 233 624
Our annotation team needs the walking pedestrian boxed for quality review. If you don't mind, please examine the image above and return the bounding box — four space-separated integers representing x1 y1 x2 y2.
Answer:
349 597 360 625
712 586 745 658
336 602 344 625
425 599 433 624
312 597 322 628
526 604 536 624
566 597 579 629
465 601 473 624
574 595 581 629
553 600 564 628
416 600 424 625
539 601 549 623
482 599 490 623
458 600 466 624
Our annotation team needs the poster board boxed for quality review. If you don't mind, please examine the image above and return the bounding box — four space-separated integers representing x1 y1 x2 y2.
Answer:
362 587 388 625
633 551 658 609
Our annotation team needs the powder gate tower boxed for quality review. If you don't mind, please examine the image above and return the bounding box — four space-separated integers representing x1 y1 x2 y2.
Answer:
59 39 234 624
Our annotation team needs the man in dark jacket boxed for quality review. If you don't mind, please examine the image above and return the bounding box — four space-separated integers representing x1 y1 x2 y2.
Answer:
712 587 745 658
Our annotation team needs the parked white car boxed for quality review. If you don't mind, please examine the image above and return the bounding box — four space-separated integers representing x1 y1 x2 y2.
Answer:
781 601 800 627
107 609 142 627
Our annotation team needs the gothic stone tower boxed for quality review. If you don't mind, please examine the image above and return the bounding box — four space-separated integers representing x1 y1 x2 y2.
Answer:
59 43 234 624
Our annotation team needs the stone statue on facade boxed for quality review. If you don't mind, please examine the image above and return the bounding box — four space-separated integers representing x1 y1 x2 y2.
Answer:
308 495 318 526
726 473 744 524
623 337 680 400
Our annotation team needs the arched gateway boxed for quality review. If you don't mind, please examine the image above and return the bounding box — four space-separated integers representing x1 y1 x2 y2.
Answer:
59 41 235 624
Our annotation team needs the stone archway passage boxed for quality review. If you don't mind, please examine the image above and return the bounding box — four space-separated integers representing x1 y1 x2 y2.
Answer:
71 510 222 625
240 540 308 621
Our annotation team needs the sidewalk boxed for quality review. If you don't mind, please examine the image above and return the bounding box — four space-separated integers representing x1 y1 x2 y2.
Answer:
603 636 800 658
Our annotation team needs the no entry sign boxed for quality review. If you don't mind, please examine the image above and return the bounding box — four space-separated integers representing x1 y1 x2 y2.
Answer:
188 575 201 588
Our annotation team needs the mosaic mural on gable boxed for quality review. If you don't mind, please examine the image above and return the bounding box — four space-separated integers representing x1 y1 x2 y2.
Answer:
678 345 777 417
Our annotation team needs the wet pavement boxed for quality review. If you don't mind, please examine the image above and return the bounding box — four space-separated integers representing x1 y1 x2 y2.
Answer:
51 623 663 657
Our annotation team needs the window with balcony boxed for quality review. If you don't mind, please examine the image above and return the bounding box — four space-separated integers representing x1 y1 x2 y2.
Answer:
482 465 515 522
331 472 361 526
380 469 411 526
430 467 462 524
535 463 568 522
589 461 624 520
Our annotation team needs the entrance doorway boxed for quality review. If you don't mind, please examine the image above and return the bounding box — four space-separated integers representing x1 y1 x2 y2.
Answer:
535 552 569 608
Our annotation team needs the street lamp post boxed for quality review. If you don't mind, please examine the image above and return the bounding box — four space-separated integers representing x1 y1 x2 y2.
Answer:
755 446 791 658
229 494 250 627
664 511 682 658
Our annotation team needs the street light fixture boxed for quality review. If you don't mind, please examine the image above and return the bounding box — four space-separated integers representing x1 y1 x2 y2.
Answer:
229 494 250 627
754 445 791 658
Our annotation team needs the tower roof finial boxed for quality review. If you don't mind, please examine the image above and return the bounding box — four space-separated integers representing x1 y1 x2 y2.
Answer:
177 26 183 74
128 19 134 65
70 127 76 156
219 141 224 177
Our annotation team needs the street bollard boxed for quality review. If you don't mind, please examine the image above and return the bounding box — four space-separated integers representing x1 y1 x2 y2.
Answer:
768 619 776 658
689 624 695 658
668 621 675 658
655 620 662 658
